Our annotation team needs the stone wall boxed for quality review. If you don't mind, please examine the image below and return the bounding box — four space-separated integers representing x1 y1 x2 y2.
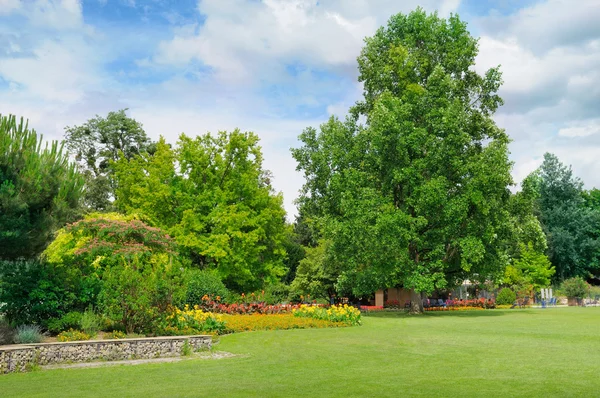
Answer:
0 335 211 374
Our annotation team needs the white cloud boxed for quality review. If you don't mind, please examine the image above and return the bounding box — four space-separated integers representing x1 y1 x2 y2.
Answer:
0 0 20 14
472 0 600 191
153 0 461 85
559 124 600 138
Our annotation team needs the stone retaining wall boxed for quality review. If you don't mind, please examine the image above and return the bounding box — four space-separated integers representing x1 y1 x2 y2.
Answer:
0 335 211 374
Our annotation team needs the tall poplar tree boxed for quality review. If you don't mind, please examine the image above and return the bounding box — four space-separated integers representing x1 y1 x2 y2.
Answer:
293 9 513 312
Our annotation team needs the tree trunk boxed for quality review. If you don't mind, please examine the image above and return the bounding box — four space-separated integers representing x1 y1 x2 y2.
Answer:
409 289 423 314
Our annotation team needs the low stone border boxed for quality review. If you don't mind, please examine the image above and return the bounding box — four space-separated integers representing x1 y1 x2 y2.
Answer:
0 335 211 374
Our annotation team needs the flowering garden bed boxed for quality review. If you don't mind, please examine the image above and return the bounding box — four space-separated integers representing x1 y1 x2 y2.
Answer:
157 303 362 336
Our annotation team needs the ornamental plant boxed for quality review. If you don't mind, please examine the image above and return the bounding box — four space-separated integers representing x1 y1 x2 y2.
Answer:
293 304 361 326
160 305 226 336
561 277 589 299
496 288 516 305
57 329 91 342
220 314 346 333
43 213 186 334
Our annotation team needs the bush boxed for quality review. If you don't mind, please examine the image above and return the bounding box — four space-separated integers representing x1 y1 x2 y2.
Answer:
47 312 84 334
561 277 589 299
496 288 517 305
80 309 99 336
184 270 230 306
262 283 290 305
14 325 43 344
99 260 185 334
0 260 87 327
57 329 91 342
0 319 15 345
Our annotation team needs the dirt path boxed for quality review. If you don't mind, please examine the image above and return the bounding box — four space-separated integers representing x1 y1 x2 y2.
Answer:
41 351 238 370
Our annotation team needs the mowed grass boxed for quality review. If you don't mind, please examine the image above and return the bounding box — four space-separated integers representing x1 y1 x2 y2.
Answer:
3 308 600 397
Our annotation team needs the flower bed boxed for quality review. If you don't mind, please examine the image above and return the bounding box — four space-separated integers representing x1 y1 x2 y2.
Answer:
293 304 362 326
221 314 346 332
360 305 385 311
196 296 306 315
159 304 361 335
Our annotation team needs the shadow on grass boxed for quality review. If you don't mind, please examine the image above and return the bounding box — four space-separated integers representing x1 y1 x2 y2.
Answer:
362 309 527 319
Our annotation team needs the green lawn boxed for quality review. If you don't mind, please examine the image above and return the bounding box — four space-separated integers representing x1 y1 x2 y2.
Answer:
3 308 600 397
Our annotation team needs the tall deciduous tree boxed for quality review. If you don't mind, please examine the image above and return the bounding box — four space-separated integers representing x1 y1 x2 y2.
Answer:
0 115 83 259
292 9 513 312
528 153 600 280
114 131 288 293
64 109 154 211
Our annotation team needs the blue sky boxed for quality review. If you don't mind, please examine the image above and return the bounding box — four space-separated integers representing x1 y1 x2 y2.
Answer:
1 0 599 218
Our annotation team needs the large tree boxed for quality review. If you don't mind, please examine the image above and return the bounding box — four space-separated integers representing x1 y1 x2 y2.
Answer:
0 114 83 259
64 109 154 211
114 131 288 293
528 153 600 280
292 9 513 312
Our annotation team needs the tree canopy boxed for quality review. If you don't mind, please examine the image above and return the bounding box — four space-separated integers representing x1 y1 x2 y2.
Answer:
528 153 600 280
292 9 513 310
64 109 154 211
0 114 84 260
114 130 288 293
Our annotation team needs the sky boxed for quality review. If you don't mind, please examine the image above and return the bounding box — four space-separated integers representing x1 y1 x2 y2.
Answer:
1 0 599 219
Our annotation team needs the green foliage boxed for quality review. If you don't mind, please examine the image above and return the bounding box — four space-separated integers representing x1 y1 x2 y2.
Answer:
528 154 600 280
0 319 15 344
496 288 516 305
14 325 43 344
506 243 555 290
262 282 290 305
281 224 306 284
99 259 185 334
290 241 338 300
184 269 230 306
0 260 83 327
80 308 100 336
292 9 512 300
114 131 288 293
0 114 84 260
57 329 91 342
181 340 192 356
41 213 186 334
47 312 84 334
64 109 154 211
561 277 589 299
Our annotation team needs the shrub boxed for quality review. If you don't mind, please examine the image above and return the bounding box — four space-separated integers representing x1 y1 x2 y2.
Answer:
99 260 185 334
184 270 230 306
80 309 100 336
262 283 290 305
0 319 15 345
561 277 589 299
14 325 43 344
496 288 517 305
0 260 86 327
47 312 84 334
57 329 91 342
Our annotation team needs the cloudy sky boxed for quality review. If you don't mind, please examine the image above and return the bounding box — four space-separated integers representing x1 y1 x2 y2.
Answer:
1 0 599 218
